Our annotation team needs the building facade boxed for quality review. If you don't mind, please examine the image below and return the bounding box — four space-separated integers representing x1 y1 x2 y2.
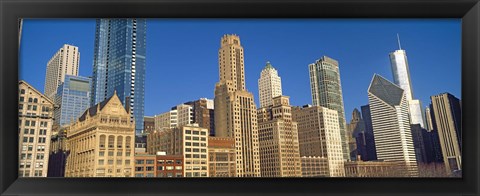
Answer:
44 44 80 99
308 56 349 161
148 125 209 177
19 81 54 177
208 137 236 177
185 98 215 136
47 129 69 177
292 105 345 177
346 108 367 161
156 153 184 177
389 37 425 127
65 92 135 177
143 116 155 134
344 160 406 177
300 156 329 177
90 19 147 135
430 93 462 175
154 110 177 130
214 34 261 177
367 74 418 177
257 96 302 177
54 75 91 127
134 153 156 177
258 61 282 108
360 104 377 161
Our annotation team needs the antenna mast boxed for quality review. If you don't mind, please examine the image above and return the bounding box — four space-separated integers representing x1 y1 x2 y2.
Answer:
397 33 402 50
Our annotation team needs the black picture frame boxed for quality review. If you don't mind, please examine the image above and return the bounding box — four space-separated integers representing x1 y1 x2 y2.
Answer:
1 0 479 195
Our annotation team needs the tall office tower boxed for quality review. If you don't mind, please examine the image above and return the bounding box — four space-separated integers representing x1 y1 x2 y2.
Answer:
425 107 434 131
44 44 80 99
430 93 462 175
258 61 282 108
257 96 302 177
292 105 345 177
53 75 91 127
90 19 147 135
65 92 135 177
214 34 261 177
423 104 444 163
346 108 367 161
18 81 54 177
367 74 418 177
410 124 428 163
360 104 377 161
309 56 349 161
154 110 177 130
208 137 236 177
389 35 425 127
185 98 215 136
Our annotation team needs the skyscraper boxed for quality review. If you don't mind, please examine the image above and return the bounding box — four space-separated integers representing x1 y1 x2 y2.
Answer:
184 98 215 136
44 44 80 99
258 61 282 108
367 74 418 177
257 96 302 177
389 35 425 127
214 34 261 177
90 19 147 135
346 108 367 161
292 105 345 177
309 56 349 161
53 75 91 127
430 93 462 175
360 104 377 161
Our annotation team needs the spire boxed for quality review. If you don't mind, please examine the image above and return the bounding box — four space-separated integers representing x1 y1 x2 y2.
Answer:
397 33 402 50
264 61 273 69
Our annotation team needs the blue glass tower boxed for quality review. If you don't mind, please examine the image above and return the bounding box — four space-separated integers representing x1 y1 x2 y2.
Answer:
91 19 146 135
54 75 91 127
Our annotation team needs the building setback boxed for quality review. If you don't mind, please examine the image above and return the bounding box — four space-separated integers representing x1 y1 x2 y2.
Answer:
65 92 135 177
258 61 282 108
309 56 349 161
367 74 418 177
90 19 147 135
214 34 261 177
54 75 91 127
257 96 302 177
430 93 462 175
44 44 80 99
292 105 345 177
19 81 54 177
208 137 236 177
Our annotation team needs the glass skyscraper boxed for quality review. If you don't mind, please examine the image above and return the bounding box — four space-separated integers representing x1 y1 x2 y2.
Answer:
90 19 146 135
309 56 349 161
54 75 91 127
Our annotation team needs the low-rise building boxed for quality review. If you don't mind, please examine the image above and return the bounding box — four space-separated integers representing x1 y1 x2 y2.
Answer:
208 137 236 177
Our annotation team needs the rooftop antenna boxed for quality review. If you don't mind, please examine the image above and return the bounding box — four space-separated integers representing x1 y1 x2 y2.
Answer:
397 33 402 50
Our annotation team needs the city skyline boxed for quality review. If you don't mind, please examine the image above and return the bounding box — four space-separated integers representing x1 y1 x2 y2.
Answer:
19 19 461 123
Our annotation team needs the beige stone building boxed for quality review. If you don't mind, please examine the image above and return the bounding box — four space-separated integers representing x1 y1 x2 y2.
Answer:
257 96 302 177
18 81 54 177
300 156 329 177
154 110 177 130
64 92 135 177
208 137 236 177
258 62 282 108
292 105 345 177
147 124 209 177
344 159 406 177
44 44 80 99
214 34 261 177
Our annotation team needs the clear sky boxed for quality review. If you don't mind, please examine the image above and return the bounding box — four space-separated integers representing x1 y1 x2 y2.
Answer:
20 19 461 122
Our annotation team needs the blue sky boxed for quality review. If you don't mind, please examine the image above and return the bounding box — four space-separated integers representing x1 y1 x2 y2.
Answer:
20 19 461 122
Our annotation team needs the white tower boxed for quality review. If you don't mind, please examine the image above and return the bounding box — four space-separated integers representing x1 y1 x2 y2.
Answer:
258 61 283 108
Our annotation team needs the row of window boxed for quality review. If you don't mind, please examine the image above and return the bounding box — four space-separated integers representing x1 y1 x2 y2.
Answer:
22 137 47 143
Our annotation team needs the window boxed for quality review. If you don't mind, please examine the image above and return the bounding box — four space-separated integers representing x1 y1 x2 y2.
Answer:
135 167 144 171
125 160 131 165
20 89 25 94
175 166 182 170
23 129 29 134
37 146 45 152
24 120 30 126
175 160 182 164
28 137 34 143
32 105 37 111
98 160 104 165
108 151 114 156
36 153 44 160
136 160 145 165
28 145 33 151
38 137 46 143
146 160 154 165
21 153 26 160
108 160 114 165
30 129 35 135
157 166 164 170
99 151 105 157
19 104 24 110
146 166 154 171
117 152 122 156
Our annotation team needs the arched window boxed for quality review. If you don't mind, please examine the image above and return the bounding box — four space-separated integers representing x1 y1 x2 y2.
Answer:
33 98 38 103
20 89 25 94
108 135 115 148
117 136 123 148
99 135 106 148
28 98 32 103
125 136 131 149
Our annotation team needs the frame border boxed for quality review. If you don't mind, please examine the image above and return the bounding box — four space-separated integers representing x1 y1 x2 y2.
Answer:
1 0 479 195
